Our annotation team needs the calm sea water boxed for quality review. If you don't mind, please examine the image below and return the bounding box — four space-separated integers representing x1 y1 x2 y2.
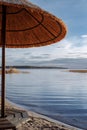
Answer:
0 69 87 129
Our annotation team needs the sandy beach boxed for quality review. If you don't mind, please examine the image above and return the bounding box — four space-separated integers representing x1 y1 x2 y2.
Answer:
0 98 81 130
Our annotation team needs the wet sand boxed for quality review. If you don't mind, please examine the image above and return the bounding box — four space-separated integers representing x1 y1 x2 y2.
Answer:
0 98 81 130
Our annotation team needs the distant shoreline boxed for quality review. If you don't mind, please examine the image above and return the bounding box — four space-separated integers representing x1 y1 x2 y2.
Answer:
0 66 68 69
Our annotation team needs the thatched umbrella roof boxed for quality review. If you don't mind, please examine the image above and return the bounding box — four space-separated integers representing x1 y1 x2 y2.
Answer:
0 0 67 48
0 0 67 118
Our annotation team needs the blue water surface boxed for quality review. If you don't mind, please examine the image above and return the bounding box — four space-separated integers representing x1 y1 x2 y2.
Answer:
0 69 87 129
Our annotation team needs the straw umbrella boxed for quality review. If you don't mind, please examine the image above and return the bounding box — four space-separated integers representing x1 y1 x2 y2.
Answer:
0 0 67 118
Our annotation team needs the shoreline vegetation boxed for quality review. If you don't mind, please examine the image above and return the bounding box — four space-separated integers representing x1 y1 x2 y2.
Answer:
0 67 29 74
0 66 87 74
69 69 87 73
0 98 79 130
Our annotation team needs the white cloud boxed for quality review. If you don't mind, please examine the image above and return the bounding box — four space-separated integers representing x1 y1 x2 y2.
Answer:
0 35 87 65
81 35 87 38
49 36 87 59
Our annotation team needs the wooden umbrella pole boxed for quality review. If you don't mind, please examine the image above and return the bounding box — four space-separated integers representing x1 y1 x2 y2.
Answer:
1 5 6 118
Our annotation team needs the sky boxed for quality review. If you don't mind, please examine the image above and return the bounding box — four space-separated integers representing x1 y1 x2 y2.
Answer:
0 0 87 65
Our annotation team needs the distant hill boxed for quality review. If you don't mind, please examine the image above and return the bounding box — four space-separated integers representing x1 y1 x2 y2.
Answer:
33 58 87 69
1 58 87 69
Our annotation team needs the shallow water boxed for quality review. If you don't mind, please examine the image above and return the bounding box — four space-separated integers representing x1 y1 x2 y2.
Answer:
0 69 87 129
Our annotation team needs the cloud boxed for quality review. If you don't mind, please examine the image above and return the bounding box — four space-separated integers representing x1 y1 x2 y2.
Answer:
48 35 87 59
0 35 87 65
81 35 87 38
